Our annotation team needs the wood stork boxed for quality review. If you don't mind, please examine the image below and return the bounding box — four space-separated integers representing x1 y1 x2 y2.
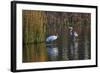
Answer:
69 27 78 37
46 35 58 42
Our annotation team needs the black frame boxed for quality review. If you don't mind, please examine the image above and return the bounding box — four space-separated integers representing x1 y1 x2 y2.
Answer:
11 1 98 72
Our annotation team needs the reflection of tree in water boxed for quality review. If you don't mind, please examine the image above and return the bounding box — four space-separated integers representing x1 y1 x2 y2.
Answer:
23 43 48 62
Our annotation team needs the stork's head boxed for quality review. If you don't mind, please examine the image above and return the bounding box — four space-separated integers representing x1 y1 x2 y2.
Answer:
69 27 73 31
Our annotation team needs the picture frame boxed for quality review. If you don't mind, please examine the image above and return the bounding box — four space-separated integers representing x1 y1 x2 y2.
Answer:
11 1 98 72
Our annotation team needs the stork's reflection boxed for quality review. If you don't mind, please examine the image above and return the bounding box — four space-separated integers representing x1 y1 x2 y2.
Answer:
46 45 59 61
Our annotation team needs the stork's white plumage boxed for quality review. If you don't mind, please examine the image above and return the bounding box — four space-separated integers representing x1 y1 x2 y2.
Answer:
74 32 78 37
46 35 58 42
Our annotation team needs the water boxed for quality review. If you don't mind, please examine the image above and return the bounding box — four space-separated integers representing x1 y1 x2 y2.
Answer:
23 40 90 63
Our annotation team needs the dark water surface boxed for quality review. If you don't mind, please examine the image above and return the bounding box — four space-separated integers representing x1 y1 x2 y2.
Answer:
23 41 90 63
